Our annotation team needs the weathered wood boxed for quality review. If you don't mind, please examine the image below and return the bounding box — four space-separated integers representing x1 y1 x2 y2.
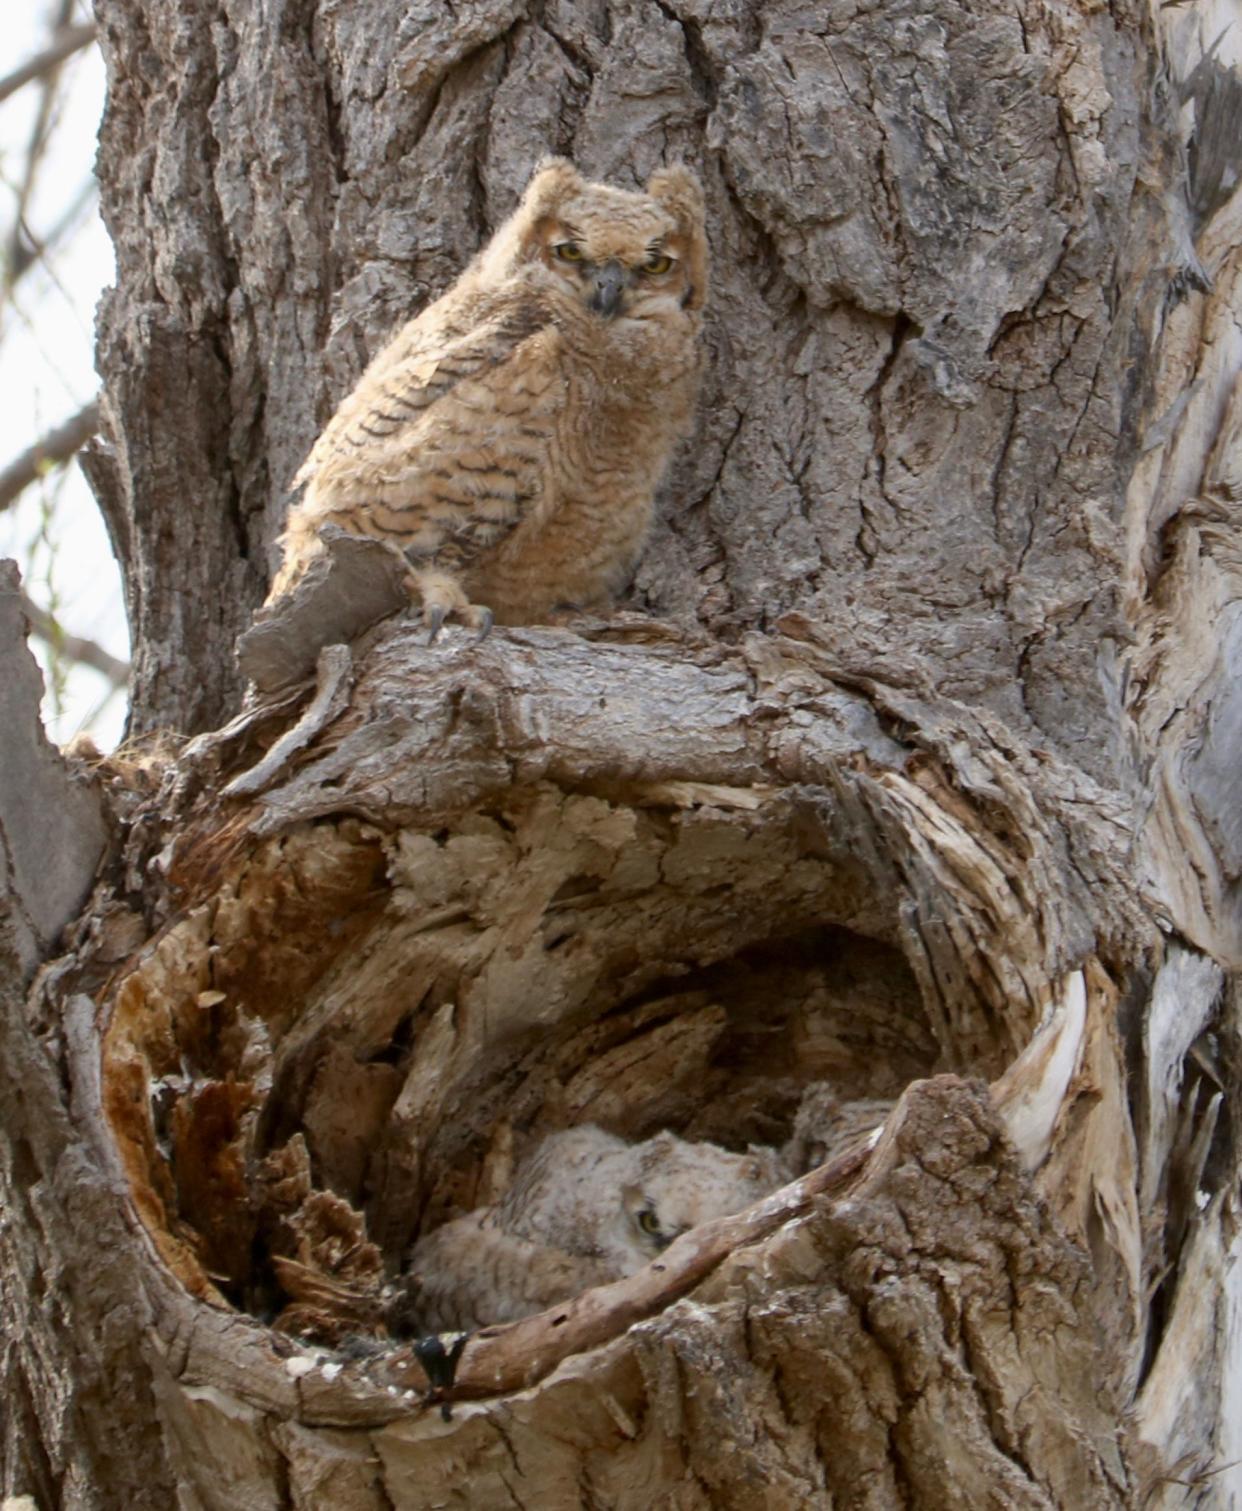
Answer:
235 530 407 695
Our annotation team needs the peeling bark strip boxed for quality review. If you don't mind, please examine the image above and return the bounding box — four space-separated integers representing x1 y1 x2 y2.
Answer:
2 0 1239 1505
0 561 106 978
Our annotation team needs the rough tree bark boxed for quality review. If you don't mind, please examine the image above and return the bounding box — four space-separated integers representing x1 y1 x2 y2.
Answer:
2 0 1241 1506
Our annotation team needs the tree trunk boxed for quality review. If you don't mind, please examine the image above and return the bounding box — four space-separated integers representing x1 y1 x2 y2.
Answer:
3 0 1241 1505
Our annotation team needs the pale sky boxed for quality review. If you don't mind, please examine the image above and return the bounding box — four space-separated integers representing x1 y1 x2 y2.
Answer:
0 6 126 748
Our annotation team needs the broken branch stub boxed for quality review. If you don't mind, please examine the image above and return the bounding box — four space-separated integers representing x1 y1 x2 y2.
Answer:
236 528 408 694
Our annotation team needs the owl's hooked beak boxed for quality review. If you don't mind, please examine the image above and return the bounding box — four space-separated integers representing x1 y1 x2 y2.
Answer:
589 260 625 318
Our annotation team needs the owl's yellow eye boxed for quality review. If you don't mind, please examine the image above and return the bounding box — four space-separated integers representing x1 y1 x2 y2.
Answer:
642 253 673 276
637 1208 662 1237
554 242 585 262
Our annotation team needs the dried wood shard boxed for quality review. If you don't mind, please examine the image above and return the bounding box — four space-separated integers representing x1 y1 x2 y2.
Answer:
992 969 1087 1169
237 528 408 693
224 644 354 797
0 560 106 978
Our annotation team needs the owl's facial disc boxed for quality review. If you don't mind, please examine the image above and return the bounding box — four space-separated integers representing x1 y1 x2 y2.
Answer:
547 238 629 318
544 225 683 319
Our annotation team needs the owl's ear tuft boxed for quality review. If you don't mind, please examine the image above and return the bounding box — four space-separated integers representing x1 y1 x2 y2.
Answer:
646 164 705 229
518 157 584 226
647 164 709 312
527 155 582 189
480 159 582 273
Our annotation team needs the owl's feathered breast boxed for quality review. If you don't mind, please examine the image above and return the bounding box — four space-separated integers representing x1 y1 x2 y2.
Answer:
302 287 688 617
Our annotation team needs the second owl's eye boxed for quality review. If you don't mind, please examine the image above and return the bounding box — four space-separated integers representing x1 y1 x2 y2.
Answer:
554 242 585 262
642 253 673 275
637 1208 662 1237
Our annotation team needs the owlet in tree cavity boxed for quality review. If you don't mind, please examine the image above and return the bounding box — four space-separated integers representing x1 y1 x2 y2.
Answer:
404 1126 782 1332
269 158 709 635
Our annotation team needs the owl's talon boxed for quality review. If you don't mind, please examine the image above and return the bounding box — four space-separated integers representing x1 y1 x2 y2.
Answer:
474 607 494 642
425 605 446 644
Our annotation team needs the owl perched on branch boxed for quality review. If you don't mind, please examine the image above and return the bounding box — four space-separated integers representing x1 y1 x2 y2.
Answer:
269 159 709 636
403 1126 782 1332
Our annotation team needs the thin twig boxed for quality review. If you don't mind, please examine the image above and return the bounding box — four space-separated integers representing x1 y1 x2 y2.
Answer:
19 589 129 688
6 174 98 286
4 1 78 284
0 23 97 109
0 399 100 513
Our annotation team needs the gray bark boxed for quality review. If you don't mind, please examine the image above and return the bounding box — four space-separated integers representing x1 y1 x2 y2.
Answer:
2 0 1241 1506
0 575 175 1506
0 567 106 978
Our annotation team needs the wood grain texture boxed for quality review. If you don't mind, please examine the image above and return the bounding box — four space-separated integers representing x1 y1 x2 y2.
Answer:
0 562 106 977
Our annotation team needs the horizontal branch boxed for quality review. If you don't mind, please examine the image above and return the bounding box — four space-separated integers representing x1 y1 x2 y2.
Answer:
0 400 100 513
19 590 129 688
0 23 97 108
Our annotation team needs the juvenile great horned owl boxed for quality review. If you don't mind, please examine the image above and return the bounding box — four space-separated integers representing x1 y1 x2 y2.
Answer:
404 1126 781 1332
270 159 709 634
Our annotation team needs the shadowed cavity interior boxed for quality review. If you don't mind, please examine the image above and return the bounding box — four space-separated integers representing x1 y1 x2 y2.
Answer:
100 791 995 1334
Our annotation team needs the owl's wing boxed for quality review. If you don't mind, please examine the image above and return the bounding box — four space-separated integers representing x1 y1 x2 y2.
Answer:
295 296 554 488
293 291 566 587
406 1213 614 1331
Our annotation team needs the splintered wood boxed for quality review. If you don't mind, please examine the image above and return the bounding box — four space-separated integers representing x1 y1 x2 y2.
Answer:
101 775 940 1331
